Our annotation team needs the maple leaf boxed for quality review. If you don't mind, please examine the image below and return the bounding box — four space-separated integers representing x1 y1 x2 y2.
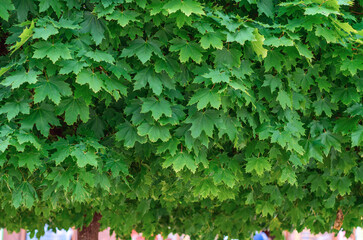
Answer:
163 0 204 16
9 20 35 55
71 147 99 168
33 41 72 63
21 103 60 137
200 32 224 49
137 122 171 142
213 168 235 188
262 74 282 93
213 48 241 68
264 36 294 47
295 42 313 60
163 152 197 173
329 176 351 196
56 97 90 124
80 12 106 45
2 69 41 89
59 60 88 75
32 77 72 104
17 152 41 172
141 97 172 120
245 157 271 176
340 57 363 76
202 69 230 83
276 90 292 109
76 69 105 93
351 125 363 147
116 121 147 148
39 0 61 16
85 50 115 64
0 99 30 121
185 110 218 138
251 29 267 58
0 0 15 20
188 88 221 110
33 24 59 40
121 38 163 64
279 167 297 185
133 67 166 95
226 27 255 45
15 131 41 150
169 38 203 63
305 5 339 16
106 10 140 27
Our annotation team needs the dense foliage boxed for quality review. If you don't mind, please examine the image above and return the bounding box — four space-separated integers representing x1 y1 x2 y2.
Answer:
0 0 362 239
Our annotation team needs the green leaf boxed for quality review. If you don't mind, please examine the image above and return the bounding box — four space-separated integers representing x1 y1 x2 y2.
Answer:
340 57 363 76
313 98 335 117
85 50 115 64
0 0 15 21
305 5 339 16
18 152 41 172
245 157 271 176
0 137 10 152
188 88 221 110
2 69 40 89
72 182 88 202
33 41 72 63
137 122 171 142
76 69 104 93
262 75 282 93
163 152 197 173
202 69 230 83
200 32 223 49
315 25 338 43
295 42 313 60
21 103 60 137
56 97 90 124
39 0 61 16
0 99 30 121
71 147 98 168
133 67 166 95
116 121 147 147
32 77 72 104
80 12 106 45
33 24 59 40
170 38 203 63
329 176 351 196
59 60 88 75
226 27 255 45
185 110 218 138
351 125 363 147
279 167 297 185
264 51 284 72
251 29 267 58
213 168 235 188
213 48 242 68
163 0 204 16
9 20 35 55
264 36 294 47
257 0 274 18
121 38 163 64
16 131 41 150
141 97 172 121
106 10 139 27
276 90 292 109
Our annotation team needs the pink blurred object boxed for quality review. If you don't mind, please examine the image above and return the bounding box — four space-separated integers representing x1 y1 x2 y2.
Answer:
154 234 164 240
131 230 145 240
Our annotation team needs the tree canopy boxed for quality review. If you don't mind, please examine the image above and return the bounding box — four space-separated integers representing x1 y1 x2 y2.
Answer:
0 0 362 239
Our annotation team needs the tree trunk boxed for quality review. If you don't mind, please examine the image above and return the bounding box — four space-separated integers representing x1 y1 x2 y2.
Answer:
77 213 102 240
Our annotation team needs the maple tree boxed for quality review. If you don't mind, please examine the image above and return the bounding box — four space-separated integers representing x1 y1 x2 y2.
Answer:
0 0 362 239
